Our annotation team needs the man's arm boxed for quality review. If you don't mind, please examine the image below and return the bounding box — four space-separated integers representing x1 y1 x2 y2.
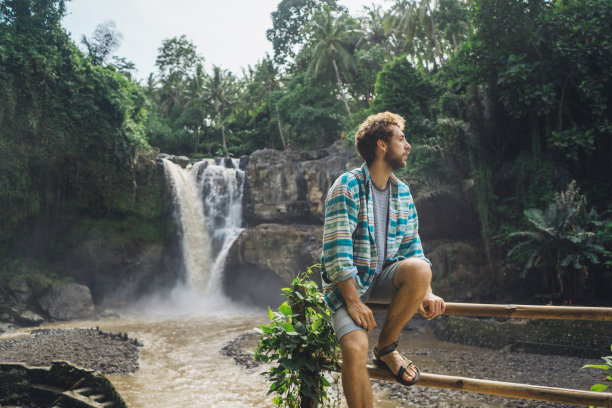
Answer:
418 286 445 320
337 278 377 331
322 175 359 285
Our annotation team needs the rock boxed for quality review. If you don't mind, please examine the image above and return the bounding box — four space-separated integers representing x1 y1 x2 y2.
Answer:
61 235 180 305
224 224 323 306
243 140 360 225
157 153 190 168
426 240 490 302
38 282 95 321
7 276 32 304
226 223 323 284
14 310 45 327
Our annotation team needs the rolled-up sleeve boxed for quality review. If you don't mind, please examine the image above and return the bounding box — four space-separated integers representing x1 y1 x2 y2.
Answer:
322 175 359 282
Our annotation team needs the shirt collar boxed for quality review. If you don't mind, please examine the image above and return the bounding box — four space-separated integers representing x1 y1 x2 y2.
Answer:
361 162 399 186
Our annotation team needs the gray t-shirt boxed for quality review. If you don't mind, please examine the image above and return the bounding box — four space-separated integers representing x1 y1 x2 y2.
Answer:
370 178 389 276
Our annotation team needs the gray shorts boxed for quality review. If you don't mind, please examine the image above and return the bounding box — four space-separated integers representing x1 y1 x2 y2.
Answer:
330 261 401 341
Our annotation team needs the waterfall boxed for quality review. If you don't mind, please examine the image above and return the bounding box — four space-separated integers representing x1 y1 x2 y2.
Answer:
162 158 244 296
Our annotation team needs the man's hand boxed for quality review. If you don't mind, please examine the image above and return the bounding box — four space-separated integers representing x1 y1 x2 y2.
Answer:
418 291 445 320
347 299 377 331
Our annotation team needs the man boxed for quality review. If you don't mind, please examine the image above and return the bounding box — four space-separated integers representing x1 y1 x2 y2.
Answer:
321 112 445 408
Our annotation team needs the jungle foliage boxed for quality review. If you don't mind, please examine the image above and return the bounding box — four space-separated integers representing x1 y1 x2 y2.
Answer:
1 0 611 302
0 0 163 259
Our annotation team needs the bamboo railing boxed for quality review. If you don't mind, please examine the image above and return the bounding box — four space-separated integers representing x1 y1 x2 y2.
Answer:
364 366 612 407
353 302 612 406
367 302 612 321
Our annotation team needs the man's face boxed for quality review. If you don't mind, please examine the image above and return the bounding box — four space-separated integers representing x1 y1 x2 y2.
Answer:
383 126 411 171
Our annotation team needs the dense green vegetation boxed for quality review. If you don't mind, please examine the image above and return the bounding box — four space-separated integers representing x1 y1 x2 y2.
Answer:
0 0 165 264
0 0 610 303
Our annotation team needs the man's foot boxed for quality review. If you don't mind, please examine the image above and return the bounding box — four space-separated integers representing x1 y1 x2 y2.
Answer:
373 341 421 386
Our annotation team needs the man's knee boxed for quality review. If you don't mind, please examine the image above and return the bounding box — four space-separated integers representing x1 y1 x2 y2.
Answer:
394 258 432 289
339 330 369 362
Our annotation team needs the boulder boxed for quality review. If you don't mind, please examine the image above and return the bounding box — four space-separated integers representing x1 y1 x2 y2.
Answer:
243 140 360 225
14 310 45 327
38 282 95 321
224 224 323 306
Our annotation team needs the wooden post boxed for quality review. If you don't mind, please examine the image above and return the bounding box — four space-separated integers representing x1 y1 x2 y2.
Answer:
367 302 612 321
365 365 612 407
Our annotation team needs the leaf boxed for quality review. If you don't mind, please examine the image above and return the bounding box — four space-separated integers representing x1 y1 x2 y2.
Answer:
268 306 274 320
582 364 610 370
311 317 323 331
590 384 609 392
282 322 295 332
279 301 292 316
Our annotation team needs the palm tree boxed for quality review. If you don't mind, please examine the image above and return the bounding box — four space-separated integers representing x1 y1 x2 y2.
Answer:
184 64 208 153
388 0 445 71
359 4 390 48
202 66 238 157
306 6 358 119
158 71 188 117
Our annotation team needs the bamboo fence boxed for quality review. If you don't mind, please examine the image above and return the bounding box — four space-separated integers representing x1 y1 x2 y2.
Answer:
364 366 612 407
367 302 612 321
341 302 612 406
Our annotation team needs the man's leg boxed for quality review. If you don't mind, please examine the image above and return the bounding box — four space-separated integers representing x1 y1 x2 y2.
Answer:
376 258 431 381
339 329 372 408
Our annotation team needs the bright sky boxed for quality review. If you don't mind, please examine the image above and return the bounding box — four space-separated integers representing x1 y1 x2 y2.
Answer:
62 0 382 83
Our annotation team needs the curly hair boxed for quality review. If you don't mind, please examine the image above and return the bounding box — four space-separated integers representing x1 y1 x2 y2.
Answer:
354 112 405 165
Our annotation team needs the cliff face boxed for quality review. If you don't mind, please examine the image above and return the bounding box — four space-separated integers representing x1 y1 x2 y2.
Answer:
243 141 361 225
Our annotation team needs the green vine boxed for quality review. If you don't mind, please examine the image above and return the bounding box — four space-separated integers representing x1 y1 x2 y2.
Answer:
254 265 340 408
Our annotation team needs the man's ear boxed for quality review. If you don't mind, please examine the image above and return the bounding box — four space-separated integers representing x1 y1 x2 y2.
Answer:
376 139 387 151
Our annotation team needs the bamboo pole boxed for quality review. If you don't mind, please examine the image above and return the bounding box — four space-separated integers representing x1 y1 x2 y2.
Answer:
367 302 612 321
365 365 612 407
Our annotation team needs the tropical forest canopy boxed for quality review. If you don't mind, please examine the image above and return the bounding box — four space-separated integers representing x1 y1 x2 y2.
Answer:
0 0 610 303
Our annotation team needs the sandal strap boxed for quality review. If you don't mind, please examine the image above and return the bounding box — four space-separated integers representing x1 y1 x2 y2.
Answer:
373 340 399 358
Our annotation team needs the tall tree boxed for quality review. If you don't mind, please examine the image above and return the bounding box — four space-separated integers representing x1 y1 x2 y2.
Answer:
266 0 344 65
306 6 358 118
202 66 238 157
155 35 203 79
81 20 122 66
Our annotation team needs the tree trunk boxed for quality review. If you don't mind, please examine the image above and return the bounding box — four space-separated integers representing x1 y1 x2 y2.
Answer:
427 3 444 64
194 126 200 154
332 58 352 119
221 115 228 158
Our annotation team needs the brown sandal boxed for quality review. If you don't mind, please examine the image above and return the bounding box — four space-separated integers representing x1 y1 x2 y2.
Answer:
373 341 421 386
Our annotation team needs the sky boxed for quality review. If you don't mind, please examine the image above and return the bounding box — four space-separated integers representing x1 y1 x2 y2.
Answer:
62 0 382 83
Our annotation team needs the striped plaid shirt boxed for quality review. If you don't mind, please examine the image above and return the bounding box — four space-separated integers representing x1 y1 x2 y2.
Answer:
321 163 429 311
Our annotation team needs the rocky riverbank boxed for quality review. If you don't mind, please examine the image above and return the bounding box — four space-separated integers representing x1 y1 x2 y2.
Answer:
0 328 142 374
223 327 606 408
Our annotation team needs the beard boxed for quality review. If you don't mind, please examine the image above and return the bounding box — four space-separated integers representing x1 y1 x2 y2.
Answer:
384 149 407 171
